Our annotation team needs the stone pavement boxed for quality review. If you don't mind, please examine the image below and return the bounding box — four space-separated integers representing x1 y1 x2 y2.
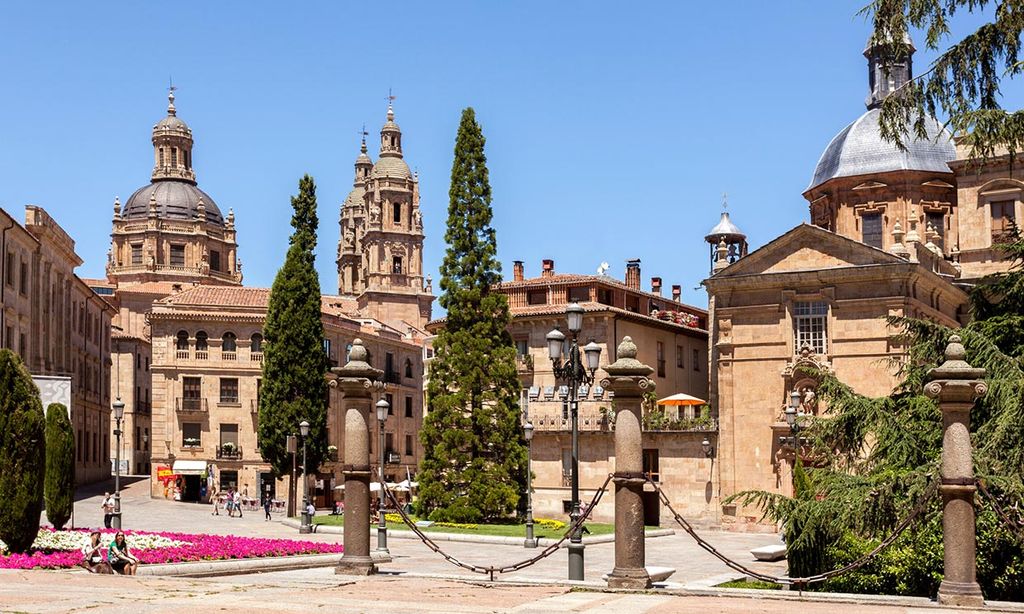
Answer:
0 570 1011 614
66 476 787 587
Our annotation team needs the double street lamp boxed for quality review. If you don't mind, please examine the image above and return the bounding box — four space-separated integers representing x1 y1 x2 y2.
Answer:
375 398 390 555
546 301 601 581
111 398 125 529
523 421 536 548
299 420 311 534
779 389 805 447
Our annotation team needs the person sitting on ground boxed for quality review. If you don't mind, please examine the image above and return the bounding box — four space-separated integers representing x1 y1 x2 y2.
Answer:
107 531 139 575
80 531 112 574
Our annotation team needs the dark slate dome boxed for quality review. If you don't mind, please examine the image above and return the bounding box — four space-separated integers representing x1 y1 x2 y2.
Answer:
807 108 955 191
122 181 225 225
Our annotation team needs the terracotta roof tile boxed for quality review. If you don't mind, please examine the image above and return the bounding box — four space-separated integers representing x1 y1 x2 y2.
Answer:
162 286 271 308
115 281 189 295
497 273 707 316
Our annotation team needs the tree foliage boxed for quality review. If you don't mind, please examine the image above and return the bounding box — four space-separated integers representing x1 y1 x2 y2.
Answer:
0 350 46 552
44 403 74 530
417 108 528 523
729 234 1024 599
258 175 329 483
865 0 1024 159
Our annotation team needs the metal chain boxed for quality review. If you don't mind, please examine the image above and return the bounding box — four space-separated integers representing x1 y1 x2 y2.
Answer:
977 479 1024 542
648 476 939 587
381 473 614 581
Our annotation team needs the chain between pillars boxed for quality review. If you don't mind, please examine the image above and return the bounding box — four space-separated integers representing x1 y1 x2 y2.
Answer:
648 476 939 587
380 473 614 581
977 480 1024 543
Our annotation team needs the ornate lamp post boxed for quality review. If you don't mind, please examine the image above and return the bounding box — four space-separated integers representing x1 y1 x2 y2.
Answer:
523 421 537 548
375 398 390 555
779 389 804 447
546 301 601 581
111 398 125 529
299 420 311 534
701 437 714 458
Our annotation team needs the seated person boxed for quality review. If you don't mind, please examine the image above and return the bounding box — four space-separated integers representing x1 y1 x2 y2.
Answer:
107 531 140 575
80 531 112 574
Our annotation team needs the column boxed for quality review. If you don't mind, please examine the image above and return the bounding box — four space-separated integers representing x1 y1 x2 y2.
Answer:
924 335 987 607
331 338 383 576
602 336 654 589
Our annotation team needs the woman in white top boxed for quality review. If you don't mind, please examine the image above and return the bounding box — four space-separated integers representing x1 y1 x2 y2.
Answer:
80 531 112 574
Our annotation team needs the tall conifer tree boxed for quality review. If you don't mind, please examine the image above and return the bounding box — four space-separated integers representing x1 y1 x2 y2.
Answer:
258 175 329 514
418 108 527 523
44 403 74 530
0 349 45 552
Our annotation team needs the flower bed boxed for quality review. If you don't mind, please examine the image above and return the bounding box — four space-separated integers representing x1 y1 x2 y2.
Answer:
0 528 343 570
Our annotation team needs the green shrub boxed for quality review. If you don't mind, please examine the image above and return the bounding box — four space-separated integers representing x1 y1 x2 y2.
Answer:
0 350 46 552
44 403 74 530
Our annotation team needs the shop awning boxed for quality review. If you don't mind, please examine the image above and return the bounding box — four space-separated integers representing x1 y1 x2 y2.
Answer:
172 460 207 476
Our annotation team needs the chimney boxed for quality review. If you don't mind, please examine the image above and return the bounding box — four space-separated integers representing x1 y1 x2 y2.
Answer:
513 260 524 282
542 259 555 277
625 259 641 291
671 285 681 302
651 277 662 295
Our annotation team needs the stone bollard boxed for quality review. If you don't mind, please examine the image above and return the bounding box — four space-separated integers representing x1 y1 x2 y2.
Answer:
602 336 655 589
924 334 987 607
331 338 383 576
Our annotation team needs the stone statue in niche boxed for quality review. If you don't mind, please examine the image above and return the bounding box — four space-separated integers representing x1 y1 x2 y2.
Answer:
413 209 422 230
800 386 818 415
369 201 381 224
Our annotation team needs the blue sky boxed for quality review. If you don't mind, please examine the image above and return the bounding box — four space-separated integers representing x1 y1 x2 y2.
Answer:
0 2 1017 309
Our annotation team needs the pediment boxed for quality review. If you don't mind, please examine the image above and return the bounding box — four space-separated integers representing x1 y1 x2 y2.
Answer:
852 180 887 190
922 179 955 188
714 224 903 277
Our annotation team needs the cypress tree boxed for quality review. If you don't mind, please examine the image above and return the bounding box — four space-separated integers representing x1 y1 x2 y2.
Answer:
258 174 329 515
0 349 45 552
418 108 528 523
44 403 74 530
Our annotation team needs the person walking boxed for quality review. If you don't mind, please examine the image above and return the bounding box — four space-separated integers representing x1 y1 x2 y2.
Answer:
263 497 272 521
101 492 114 529
211 488 220 516
233 489 243 518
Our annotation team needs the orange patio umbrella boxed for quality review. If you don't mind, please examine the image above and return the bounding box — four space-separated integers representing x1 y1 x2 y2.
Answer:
655 393 707 406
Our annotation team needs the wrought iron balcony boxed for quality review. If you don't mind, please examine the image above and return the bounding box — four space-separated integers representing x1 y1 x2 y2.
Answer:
383 370 402 385
175 398 208 413
216 445 242 460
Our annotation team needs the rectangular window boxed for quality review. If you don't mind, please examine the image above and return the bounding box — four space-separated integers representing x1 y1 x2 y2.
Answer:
182 376 202 410
135 426 141 450
926 211 946 242
625 295 640 313
643 448 660 482
861 213 883 249
527 289 546 305
693 348 700 372
219 377 239 404
219 470 238 492
992 200 1017 243
568 286 589 302
386 393 394 415
405 434 413 456
515 339 529 357
5 252 15 286
405 396 413 418
210 250 221 272
182 422 201 447
131 244 143 265
597 288 614 306
676 345 684 369
392 256 403 274
393 202 402 224
793 301 828 355
19 259 27 295
385 433 394 456
219 424 239 447
77 430 82 462
170 244 185 267
171 148 178 166
656 341 665 377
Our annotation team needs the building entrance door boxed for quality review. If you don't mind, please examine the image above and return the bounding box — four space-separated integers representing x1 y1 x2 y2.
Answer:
642 491 660 527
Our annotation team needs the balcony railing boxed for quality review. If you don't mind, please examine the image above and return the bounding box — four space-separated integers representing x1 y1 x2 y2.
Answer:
175 349 189 360
383 370 401 385
216 445 242 460
516 354 534 373
250 351 263 363
175 398 208 413
196 350 209 360
222 351 237 361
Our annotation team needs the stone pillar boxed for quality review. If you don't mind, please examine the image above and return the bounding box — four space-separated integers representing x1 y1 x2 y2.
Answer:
924 335 987 607
602 336 655 589
331 338 382 576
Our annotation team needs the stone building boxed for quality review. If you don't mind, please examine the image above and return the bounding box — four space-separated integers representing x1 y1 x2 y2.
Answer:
428 258 713 525
707 35 1017 528
1 205 115 484
337 103 434 332
147 286 424 505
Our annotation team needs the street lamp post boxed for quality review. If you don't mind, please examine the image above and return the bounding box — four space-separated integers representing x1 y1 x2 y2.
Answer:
546 301 602 581
780 389 803 446
299 420 311 534
523 421 537 548
375 398 390 554
111 398 125 529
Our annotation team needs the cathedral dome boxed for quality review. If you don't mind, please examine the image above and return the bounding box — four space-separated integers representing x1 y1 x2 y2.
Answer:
371 156 412 180
807 108 955 191
122 181 225 225
343 186 366 209
155 114 190 131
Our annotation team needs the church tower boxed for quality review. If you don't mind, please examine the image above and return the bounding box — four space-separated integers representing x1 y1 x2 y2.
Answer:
337 101 433 331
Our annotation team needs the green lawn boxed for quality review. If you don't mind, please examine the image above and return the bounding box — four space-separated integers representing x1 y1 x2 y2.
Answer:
310 514 654 540
715 579 782 590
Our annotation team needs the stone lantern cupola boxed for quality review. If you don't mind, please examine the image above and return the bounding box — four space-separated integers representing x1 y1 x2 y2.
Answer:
704 196 748 274
864 32 914 110
152 89 196 184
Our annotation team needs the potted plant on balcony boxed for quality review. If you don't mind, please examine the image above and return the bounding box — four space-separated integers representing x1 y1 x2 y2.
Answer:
327 445 338 461
183 437 200 448
221 441 237 456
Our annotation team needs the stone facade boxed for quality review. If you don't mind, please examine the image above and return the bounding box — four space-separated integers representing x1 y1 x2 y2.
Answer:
1 205 115 484
337 104 434 332
147 286 424 507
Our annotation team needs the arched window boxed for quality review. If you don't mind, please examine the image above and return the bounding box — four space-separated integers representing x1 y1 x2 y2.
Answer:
196 331 209 352
404 358 413 378
222 332 237 352
176 330 189 351
250 333 263 353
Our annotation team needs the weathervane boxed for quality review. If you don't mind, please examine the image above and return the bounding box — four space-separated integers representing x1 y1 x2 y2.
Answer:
722 192 728 211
